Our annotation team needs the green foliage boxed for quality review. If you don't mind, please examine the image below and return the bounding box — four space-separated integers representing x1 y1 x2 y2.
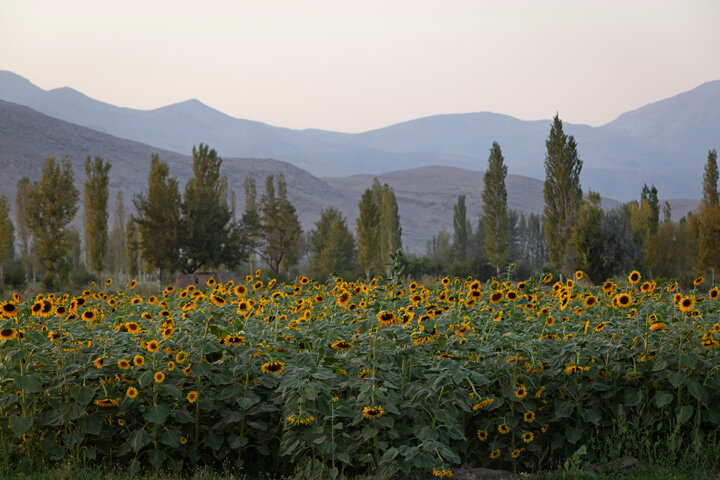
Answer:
24 156 80 289
15 177 32 282
125 218 140 278
379 185 402 276
2 272 720 478
355 179 401 280
133 154 181 275
543 115 582 278
179 144 246 274
571 191 603 282
308 207 356 280
83 156 111 276
241 177 263 272
260 174 302 276
108 191 127 276
690 150 720 282
483 142 509 274
0 193 14 291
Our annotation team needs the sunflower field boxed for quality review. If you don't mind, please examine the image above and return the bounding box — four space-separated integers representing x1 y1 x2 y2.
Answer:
1 271 720 478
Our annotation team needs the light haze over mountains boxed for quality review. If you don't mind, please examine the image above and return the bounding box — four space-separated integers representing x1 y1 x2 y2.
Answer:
1 71 718 201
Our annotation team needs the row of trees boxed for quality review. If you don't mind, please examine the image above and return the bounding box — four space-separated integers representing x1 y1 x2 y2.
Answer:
0 122 717 290
411 117 717 285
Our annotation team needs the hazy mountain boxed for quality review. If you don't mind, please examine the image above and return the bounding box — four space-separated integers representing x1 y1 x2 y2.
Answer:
1 71 717 201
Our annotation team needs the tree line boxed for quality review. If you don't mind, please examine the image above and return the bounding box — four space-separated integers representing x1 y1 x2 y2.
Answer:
0 118 718 291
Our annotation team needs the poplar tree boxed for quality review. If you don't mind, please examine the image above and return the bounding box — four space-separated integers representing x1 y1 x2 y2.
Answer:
125 218 140 278
380 184 402 274
261 174 302 275
108 191 127 275
25 156 80 288
133 154 181 276
15 177 32 281
83 155 111 276
452 194 469 262
309 207 356 279
0 194 14 291
356 187 381 279
691 149 720 282
179 144 245 273
242 177 262 271
571 191 603 282
543 115 583 279
483 142 509 274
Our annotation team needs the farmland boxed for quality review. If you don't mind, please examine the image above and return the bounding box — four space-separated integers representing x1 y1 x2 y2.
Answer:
1 272 720 478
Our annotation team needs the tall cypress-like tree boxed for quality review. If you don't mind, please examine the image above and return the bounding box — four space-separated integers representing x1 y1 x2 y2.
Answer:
452 194 469 262
25 156 80 288
571 191 603 282
133 154 181 276
242 177 262 271
125 218 140 278
83 156 111 276
0 194 14 291
543 115 583 279
309 207 356 280
179 144 245 273
483 142 509 275
261 174 302 275
379 184 402 274
108 191 127 275
691 149 720 282
356 187 381 279
15 177 32 282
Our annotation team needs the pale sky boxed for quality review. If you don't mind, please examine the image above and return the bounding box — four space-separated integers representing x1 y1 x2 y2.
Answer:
1 0 718 133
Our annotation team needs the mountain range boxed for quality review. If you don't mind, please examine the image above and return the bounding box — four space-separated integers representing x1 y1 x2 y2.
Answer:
0 71 716 253
1 71 718 201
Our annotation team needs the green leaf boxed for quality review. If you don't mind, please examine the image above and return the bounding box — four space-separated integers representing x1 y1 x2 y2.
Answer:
623 388 642 406
654 391 674 408
9 415 33 437
148 448 166 469
14 374 42 393
160 427 181 448
566 427 583 444
581 405 602 424
337 451 352 465
677 405 694 424
555 401 575 418
687 380 704 401
380 447 399 464
130 428 152 452
158 384 182 399
667 371 685 389
70 386 95 406
144 405 169 425
652 359 668 372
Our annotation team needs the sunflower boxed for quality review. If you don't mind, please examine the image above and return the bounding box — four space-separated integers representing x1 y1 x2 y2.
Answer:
133 355 145 367
362 405 385 419
584 295 598 308
522 431 534 443
514 385 527 400
147 340 160 352
253 281 263 291
575 270 584 280
331 340 353 352
545 316 555 327
93 356 106 369
694 276 704 286
511 448 525 459
94 398 120 407
650 322 666 331
131 297 143 305
377 310 400 326
490 448 501 459
476 429 488 441
0 328 17 341
117 359 130 370
261 361 285 374
709 287 719 300
210 294 226 307
614 293 632 308
154 372 165 383
54 305 67 316
472 398 494 410
489 291 503 304
31 301 43 316
542 273 553 284
628 270 641 285
125 322 140 334
497 423 510 434
678 295 695 313
594 322 607 333
126 387 138 399
82 310 97 322
162 327 174 339
175 351 188 363
0 302 19 317
337 291 351 307
524 410 536 423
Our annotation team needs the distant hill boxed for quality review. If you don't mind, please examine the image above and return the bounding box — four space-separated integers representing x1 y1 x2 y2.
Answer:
1 71 718 200
0 100 700 253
